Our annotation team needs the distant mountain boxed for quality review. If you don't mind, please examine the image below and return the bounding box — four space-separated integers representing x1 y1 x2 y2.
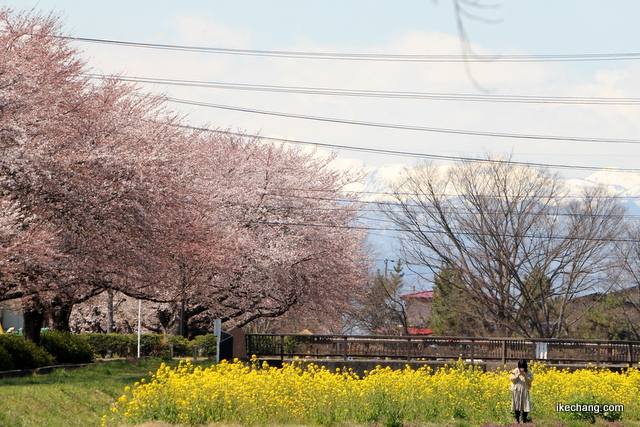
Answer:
357 164 640 283
567 170 640 215
584 170 640 190
360 163 407 201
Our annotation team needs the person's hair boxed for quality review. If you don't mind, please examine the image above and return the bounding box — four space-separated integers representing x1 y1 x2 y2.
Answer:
517 359 528 371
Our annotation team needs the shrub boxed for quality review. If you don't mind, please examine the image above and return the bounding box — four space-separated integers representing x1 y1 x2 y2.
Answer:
166 335 191 357
139 334 164 356
82 333 216 359
40 331 94 364
284 335 302 353
123 334 192 358
192 334 217 358
81 333 135 358
0 344 14 371
0 334 53 369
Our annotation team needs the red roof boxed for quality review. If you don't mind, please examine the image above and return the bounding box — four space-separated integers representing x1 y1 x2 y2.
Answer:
400 290 434 299
407 327 433 335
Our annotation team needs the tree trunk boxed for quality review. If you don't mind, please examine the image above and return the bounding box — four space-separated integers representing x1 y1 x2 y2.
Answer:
155 308 173 335
106 288 115 333
179 298 188 338
23 308 45 344
50 303 73 332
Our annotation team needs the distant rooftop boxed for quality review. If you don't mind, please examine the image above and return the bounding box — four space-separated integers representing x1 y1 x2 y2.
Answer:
407 327 433 335
400 290 434 299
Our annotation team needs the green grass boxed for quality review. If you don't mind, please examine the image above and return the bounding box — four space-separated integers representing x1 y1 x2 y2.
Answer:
0 358 215 427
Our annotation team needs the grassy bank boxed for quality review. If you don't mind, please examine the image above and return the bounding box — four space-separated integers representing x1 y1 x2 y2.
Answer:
0 358 215 427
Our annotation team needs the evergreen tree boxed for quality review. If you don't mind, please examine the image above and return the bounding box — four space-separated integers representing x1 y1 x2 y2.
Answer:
350 261 409 335
429 267 488 336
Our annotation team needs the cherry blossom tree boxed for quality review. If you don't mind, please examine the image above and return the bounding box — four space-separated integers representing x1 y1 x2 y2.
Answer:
0 9 92 341
68 135 371 337
203 139 369 329
133 133 371 336
1 8 371 341
0 9 190 341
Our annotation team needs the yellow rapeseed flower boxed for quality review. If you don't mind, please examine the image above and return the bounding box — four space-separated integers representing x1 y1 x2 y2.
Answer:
102 358 640 426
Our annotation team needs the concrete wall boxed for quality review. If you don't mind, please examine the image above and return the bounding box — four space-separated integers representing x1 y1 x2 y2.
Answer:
258 358 635 377
0 307 23 332
259 358 478 377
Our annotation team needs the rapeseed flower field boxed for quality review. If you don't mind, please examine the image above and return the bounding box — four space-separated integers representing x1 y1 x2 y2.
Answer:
103 358 640 426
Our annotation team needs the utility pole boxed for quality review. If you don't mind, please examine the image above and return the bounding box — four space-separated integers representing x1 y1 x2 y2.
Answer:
384 259 395 282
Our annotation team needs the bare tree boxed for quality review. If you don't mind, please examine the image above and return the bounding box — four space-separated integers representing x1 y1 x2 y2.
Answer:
433 0 502 91
382 159 626 338
347 261 410 335
611 221 640 340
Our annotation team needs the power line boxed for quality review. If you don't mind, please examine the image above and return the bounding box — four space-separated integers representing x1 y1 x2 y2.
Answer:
181 126 640 173
63 35 640 63
272 187 640 202
219 218 638 244
218 200 640 226
214 188 640 226
170 98 640 145
267 193 640 221
85 74 640 105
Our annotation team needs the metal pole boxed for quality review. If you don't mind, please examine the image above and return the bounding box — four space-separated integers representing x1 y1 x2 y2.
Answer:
137 299 142 358
214 319 222 363
384 259 395 282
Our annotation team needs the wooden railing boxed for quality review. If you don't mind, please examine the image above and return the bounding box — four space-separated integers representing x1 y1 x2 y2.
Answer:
245 334 640 365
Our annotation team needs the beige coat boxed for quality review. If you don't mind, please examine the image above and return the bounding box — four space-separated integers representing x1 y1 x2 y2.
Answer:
510 368 534 412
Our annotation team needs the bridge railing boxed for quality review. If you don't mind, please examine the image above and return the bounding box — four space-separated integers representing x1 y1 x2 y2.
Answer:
245 334 640 365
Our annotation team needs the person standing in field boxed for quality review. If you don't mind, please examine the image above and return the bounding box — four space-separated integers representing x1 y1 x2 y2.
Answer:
510 359 534 423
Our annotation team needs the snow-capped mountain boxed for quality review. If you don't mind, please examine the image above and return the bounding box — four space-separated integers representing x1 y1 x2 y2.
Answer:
567 170 640 215
358 164 640 283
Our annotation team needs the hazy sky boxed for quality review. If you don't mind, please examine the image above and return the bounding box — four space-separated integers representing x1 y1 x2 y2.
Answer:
4 1 640 178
